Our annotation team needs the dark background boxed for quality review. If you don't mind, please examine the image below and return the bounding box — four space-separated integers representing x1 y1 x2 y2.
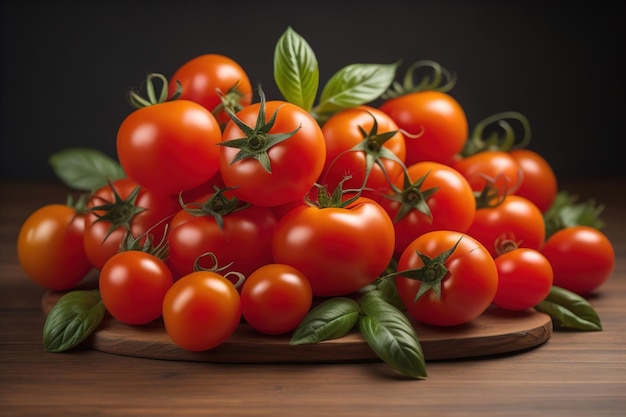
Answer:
1 0 624 182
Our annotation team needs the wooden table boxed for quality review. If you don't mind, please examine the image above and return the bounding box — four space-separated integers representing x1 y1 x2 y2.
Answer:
1 178 625 417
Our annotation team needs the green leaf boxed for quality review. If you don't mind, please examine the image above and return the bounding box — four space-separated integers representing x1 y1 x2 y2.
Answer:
358 295 427 379
43 289 106 352
290 297 360 345
543 190 605 239
313 62 399 120
49 148 125 191
273 26 319 112
534 285 602 331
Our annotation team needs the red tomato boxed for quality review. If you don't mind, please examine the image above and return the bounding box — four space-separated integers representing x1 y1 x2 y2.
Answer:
395 230 498 327
509 148 558 212
319 105 406 201
240 264 313 335
162 270 241 351
465 194 545 258
451 150 523 195
84 178 180 271
168 53 253 125
272 197 395 296
99 251 173 325
117 99 223 195
541 226 615 295
493 248 553 311
379 90 468 165
17 204 92 291
379 161 476 255
219 98 326 207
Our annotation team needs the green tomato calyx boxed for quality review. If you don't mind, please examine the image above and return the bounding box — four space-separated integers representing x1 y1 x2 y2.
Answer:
128 73 182 109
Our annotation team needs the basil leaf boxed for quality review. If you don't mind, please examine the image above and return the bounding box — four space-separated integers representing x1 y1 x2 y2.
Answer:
358 294 427 379
534 285 602 331
273 26 319 112
373 276 406 312
43 289 106 352
290 297 360 345
49 147 125 191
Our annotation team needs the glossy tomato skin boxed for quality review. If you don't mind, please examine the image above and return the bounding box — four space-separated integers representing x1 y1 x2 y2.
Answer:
380 161 476 255
240 264 313 335
541 226 615 295
117 99 222 195
396 231 498 327
465 194 545 258
99 251 173 325
83 178 180 271
493 248 553 311
168 53 253 125
319 105 406 201
509 148 558 212
451 150 523 195
219 100 326 207
272 198 395 297
379 90 468 165
162 270 241 351
17 204 92 291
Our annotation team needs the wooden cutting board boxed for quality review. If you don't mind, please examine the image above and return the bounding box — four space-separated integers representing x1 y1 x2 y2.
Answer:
41 291 552 363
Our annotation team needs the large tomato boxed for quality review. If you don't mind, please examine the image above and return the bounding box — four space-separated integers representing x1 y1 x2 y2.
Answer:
219 92 326 207
17 203 92 291
395 230 498 327
319 105 406 202
379 90 468 165
272 196 395 296
509 148 558 212
168 53 253 125
451 150 523 196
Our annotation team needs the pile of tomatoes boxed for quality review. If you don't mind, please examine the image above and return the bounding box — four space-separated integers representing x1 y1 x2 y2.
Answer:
17 27 615 359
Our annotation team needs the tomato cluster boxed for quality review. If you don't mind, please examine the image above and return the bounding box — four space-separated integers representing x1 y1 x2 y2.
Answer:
18 29 615 358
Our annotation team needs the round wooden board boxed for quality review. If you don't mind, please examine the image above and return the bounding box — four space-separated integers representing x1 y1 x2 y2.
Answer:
42 291 552 363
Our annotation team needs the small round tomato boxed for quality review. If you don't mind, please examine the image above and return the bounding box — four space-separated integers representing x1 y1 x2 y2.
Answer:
541 226 615 295
168 53 253 125
240 264 313 335
162 270 241 351
451 150 523 195
395 230 498 327
509 148 558 212
379 90 468 165
99 250 173 325
17 204 92 291
493 248 553 311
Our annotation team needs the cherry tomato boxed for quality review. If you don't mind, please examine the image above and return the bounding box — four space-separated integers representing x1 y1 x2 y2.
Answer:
541 226 615 295
17 204 92 291
240 264 313 335
451 150 523 195
379 90 468 165
162 270 241 351
117 98 223 195
493 248 553 311
272 197 395 297
168 53 253 125
509 148 558 212
99 250 173 325
395 230 498 327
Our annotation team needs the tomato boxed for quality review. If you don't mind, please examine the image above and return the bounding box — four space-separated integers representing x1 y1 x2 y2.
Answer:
168 53 253 125
509 148 558 212
272 197 395 296
465 194 545 258
493 248 553 311
99 250 173 325
541 226 615 295
451 150 523 195
379 161 476 255
240 264 313 335
117 98 223 195
219 94 326 207
84 178 180 270
379 90 468 165
319 105 406 201
162 270 241 351
395 230 498 327
17 204 92 291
